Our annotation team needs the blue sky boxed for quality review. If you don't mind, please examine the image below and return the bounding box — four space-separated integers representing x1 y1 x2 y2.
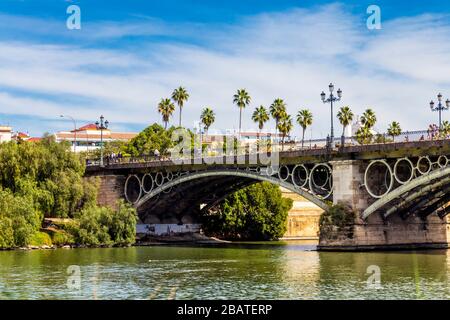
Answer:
0 0 450 137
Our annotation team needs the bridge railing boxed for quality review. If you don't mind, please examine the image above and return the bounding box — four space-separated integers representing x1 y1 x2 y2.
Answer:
85 129 449 167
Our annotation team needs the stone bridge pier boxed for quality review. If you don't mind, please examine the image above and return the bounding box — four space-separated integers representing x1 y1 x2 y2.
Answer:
323 159 450 250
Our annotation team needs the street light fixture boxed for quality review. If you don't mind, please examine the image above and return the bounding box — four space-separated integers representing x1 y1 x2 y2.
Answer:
321 83 342 148
60 115 77 153
95 115 109 166
429 93 449 130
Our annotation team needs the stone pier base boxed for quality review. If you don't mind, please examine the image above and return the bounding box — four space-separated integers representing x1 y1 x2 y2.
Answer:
318 214 450 251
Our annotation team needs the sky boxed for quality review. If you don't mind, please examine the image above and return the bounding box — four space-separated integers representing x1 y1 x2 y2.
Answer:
0 0 450 138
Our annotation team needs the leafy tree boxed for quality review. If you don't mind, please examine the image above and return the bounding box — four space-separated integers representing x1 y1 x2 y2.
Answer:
202 182 292 240
277 114 293 151
296 109 313 148
172 87 189 127
125 123 175 156
252 105 270 138
387 121 402 141
158 98 175 129
337 106 354 138
233 89 251 137
270 98 287 143
200 107 215 134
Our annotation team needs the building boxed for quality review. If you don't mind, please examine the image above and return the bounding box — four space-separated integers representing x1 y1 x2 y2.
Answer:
0 126 12 143
54 123 138 152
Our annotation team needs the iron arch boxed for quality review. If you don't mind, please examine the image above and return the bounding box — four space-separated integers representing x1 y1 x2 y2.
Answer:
134 169 330 211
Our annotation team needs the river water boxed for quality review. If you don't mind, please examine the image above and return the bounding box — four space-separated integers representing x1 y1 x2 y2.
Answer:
0 241 449 300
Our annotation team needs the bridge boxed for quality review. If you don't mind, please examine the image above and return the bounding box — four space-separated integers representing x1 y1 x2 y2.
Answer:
86 138 450 249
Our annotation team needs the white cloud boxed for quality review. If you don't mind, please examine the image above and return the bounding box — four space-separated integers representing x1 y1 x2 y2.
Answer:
0 5 449 137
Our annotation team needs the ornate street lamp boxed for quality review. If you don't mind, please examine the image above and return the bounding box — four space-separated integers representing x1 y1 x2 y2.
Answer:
321 83 342 147
95 115 109 166
429 93 450 130
60 115 77 153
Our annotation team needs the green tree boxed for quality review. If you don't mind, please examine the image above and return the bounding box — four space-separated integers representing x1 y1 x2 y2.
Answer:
251 105 269 138
296 109 313 149
126 123 175 156
171 87 189 127
233 89 251 137
202 182 293 240
200 107 215 135
337 106 354 138
270 98 287 144
158 98 175 129
277 114 293 151
387 121 402 141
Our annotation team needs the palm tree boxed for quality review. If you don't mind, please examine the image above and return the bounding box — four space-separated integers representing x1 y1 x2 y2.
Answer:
171 87 189 127
296 109 313 149
200 107 215 135
337 106 354 137
233 89 251 137
251 105 269 138
387 121 402 141
277 114 293 151
270 98 287 143
360 108 377 129
158 98 175 129
356 126 372 145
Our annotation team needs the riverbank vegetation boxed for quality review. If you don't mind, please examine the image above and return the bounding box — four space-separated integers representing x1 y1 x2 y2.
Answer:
0 137 136 249
201 182 293 240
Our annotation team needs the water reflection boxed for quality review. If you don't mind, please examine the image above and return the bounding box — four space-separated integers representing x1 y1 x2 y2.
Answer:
0 243 449 300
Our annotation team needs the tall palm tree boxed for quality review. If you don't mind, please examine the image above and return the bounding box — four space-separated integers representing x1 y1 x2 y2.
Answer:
296 109 313 149
158 98 175 129
277 114 293 151
270 98 287 143
387 121 402 141
233 89 251 138
171 87 189 127
337 106 354 137
360 108 377 129
200 107 215 135
251 105 269 138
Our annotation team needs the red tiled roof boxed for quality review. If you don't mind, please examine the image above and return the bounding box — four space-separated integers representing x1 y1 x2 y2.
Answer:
28 137 42 142
73 123 98 132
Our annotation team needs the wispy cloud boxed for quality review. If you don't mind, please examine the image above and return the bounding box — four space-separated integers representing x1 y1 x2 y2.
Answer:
0 4 449 136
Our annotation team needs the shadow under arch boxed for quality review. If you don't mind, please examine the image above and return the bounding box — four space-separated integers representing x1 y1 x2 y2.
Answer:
134 169 330 211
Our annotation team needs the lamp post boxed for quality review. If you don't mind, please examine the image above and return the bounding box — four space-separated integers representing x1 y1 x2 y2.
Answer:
321 83 342 148
429 93 450 130
60 115 77 153
95 115 109 166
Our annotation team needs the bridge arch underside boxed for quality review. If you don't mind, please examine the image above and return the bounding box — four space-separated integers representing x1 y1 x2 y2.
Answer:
363 166 450 221
127 169 331 224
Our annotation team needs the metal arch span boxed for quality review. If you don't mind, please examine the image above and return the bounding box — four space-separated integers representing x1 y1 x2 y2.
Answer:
134 169 330 211
362 166 450 220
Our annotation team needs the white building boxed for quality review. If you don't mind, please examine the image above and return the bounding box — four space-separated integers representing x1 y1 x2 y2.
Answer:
0 126 12 143
54 123 137 152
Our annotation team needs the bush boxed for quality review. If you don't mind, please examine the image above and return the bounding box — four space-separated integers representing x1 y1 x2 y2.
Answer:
69 201 137 246
51 230 75 246
29 232 53 247
319 202 356 240
202 182 292 240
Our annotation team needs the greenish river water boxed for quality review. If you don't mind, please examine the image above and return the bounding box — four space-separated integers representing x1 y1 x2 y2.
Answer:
0 241 449 300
